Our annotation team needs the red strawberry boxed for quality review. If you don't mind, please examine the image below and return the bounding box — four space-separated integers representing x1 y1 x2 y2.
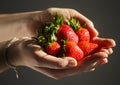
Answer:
65 41 84 62
76 27 90 42
45 42 61 56
67 18 90 41
57 24 79 43
78 41 98 56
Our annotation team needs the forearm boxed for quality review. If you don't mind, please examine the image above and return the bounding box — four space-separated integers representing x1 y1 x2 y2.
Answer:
0 12 36 72
0 11 42 42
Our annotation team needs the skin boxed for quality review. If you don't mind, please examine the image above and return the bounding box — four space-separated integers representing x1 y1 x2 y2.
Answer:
0 8 116 79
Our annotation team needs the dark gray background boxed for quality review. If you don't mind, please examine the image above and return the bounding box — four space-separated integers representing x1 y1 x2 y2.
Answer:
0 0 119 85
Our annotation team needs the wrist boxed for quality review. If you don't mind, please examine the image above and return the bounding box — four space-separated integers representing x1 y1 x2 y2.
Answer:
0 41 9 73
2 38 21 78
0 38 20 73
5 38 23 67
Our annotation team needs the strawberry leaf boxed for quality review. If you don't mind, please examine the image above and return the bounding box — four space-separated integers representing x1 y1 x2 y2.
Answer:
37 14 64 47
67 18 81 31
53 14 64 26
37 36 47 46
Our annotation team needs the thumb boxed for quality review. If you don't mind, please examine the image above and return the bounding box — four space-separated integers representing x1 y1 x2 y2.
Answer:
63 57 78 68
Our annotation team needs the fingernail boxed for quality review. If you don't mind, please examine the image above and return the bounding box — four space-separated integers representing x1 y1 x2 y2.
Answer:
67 60 77 67
90 68 96 72
101 58 108 64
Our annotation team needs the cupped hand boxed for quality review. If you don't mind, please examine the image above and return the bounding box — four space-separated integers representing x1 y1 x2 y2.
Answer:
7 37 77 70
27 7 98 39
46 8 98 38
27 37 116 80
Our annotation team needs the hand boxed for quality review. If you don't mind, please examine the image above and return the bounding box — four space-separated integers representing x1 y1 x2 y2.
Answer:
46 8 98 38
25 7 98 39
7 37 115 79
7 37 78 70
29 37 115 79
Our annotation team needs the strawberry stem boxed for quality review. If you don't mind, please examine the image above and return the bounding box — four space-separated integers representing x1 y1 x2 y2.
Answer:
59 38 68 57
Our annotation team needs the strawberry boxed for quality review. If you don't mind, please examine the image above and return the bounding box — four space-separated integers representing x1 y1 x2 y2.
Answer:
45 42 61 56
37 14 97 60
76 27 90 41
62 40 84 62
78 41 98 56
67 18 90 42
57 24 79 43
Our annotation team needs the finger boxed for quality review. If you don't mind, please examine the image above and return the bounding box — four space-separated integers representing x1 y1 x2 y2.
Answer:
94 58 108 68
35 50 77 69
32 58 108 79
76 52 108 72
93 37 116 48
85 58 108 72
79 52 108 66
34 52 108 79
99 48 109 54
31 67 65 79
100 58 108 64
47 8 71 22
108 48 113 55
68 9 99 38
89 68 96 72
99 48 113 55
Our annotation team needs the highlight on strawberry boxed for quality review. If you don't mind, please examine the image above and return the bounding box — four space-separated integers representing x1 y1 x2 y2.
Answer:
36 14 98 62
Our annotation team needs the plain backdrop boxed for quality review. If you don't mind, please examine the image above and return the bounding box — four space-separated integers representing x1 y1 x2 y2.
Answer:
0 0 119 85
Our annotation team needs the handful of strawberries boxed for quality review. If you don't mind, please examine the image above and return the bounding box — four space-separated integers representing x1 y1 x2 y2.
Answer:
37 14 98 62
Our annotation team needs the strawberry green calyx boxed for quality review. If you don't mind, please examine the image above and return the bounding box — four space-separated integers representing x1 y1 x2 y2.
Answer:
37 14 64 46
37 36 47 46
53 14 64 27
67 18 81 31
44 22 57 43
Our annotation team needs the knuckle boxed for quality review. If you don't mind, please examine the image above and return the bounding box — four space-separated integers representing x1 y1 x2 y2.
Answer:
87 20 94 28
69 8 76 12
46 7 58 13
68 8 77 14
46 7 53 12
57 58 64 68
57 58 67 68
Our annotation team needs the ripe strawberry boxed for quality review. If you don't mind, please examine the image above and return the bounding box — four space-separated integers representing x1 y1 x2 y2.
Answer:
76 27 90 41
78 41 98 56
57 24 79 43
45 42 61 56
65 41 84 62
67 18 90 41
